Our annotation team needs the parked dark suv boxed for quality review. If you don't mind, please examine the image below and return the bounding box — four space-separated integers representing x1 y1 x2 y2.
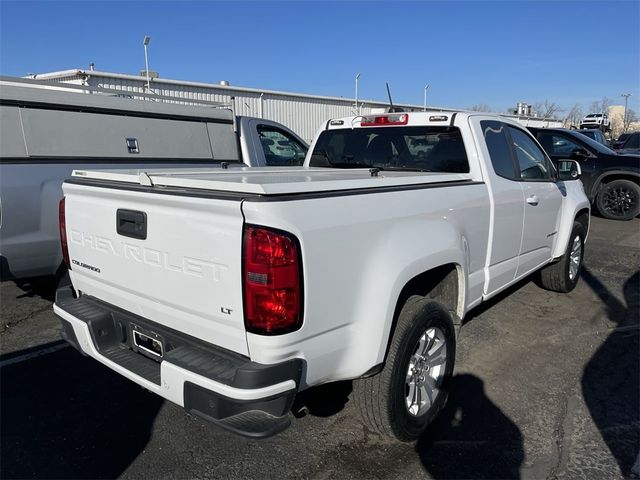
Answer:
528 127 640 220
616 131 640 155
612 132 632 150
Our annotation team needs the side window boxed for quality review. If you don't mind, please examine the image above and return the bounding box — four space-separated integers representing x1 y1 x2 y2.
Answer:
507 127 552 181
481 120 517 180
536 132 584 157
257 126 307 166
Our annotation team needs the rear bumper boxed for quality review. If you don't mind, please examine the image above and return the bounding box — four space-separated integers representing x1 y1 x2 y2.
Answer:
54 287 303 438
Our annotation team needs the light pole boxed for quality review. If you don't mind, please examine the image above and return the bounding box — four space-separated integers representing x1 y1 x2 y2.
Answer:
143 35 151 92
423 84 430 111
355 73 361 115
621 93 631 132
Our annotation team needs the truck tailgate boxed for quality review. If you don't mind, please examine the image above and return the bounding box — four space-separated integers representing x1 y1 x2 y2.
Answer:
63 182 248 356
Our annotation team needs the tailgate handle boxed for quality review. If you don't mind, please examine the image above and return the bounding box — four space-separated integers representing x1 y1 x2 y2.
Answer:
117 209 147 240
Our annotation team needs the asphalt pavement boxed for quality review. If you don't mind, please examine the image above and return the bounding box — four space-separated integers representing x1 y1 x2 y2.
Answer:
1 215 638 479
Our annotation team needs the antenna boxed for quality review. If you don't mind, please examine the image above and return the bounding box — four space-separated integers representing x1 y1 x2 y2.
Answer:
355 73 361 115
385 82 403 113
386 82 394 110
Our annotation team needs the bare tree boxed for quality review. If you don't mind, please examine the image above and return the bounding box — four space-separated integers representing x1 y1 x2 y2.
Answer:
468 104 492 112
588 97 611 114
533 100 564 119
563 103 583 128
625 108 638 132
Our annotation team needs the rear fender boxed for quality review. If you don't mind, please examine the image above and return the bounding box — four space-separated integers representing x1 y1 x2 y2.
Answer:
354 219 467 366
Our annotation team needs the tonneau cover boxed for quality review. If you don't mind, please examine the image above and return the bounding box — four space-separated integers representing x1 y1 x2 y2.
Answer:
71 167 474 196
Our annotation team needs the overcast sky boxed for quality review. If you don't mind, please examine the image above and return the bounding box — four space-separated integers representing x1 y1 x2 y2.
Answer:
1 1 639 114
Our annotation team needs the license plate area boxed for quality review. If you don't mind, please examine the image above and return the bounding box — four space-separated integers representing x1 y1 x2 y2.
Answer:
131 324 164 361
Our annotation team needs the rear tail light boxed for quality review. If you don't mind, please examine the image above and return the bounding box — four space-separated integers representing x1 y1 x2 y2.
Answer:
361 114 408 126
243 225 303 335
59 197 70 269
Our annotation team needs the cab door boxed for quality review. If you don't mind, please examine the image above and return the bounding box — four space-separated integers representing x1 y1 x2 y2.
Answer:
471 118 525 296
505 126 564 278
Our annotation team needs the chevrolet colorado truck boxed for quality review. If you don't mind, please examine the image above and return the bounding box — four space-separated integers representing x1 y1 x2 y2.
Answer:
54 112 590 441
0 78 307 279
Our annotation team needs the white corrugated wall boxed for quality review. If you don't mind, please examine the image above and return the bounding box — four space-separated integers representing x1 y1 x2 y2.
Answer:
36 70 562 140
45 73 419 142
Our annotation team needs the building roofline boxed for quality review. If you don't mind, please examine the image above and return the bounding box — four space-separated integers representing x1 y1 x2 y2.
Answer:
28 68 458 111
26 68 561 123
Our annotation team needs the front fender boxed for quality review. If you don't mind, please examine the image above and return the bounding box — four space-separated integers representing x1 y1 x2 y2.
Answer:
552 180 591 259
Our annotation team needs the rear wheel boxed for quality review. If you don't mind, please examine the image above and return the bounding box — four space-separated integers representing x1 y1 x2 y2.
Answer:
539 221 585 293
596 179 640 221
353 297 455 441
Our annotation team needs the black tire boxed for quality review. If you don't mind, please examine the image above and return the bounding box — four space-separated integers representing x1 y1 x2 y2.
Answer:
539 221 585 293
595 179 640 221
353 297 456 441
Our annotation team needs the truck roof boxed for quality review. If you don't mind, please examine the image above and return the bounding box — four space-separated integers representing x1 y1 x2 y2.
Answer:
324 111 522 130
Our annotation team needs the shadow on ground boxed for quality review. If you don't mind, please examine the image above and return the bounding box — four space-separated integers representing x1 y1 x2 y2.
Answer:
415 373 524 479
462 276 534 327
293 380 353 417
11 275 59 302
0 347 162 479
581 267 640 477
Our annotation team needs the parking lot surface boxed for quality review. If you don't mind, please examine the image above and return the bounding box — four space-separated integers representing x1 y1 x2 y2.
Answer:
1 216 638 479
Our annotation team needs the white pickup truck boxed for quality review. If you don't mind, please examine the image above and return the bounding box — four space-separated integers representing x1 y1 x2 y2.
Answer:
0 79 307 279
54 111 590 440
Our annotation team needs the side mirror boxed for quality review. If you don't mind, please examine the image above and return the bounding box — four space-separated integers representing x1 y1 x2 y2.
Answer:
570 148 590 159
557 160 582 180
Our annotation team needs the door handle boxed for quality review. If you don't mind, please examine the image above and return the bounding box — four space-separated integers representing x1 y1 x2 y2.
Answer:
526 195 539 206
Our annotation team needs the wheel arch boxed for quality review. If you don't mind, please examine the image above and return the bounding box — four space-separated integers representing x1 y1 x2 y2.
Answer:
575 208 590 242
372 263 463 372
590 171 640 199
551 180 591 259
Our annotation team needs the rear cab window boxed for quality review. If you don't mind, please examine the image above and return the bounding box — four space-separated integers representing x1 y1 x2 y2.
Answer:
309 126 470 173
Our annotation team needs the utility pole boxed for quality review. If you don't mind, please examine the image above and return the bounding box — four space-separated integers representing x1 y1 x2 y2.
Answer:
423 84 429 111
355 73 361 115
621 93 632 132
143 36 151 93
